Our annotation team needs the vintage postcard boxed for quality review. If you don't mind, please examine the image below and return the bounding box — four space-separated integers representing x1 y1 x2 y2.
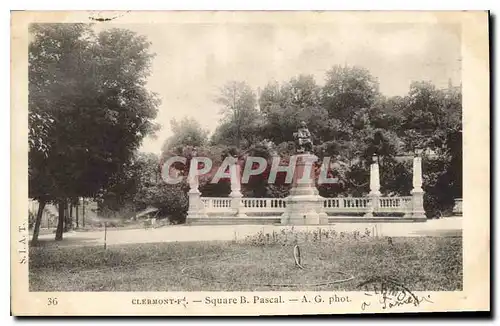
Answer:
11 11 489 316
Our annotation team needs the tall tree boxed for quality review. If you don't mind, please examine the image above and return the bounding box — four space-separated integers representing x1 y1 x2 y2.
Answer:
401 81 461 152
214 81 260 149
29 24 160 242
399 81 462 216
322 65 380 129
259 75 330 144
97 151 161 214
162 117 209 153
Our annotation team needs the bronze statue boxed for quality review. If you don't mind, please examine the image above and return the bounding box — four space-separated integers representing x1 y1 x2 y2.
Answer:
293 121 313 153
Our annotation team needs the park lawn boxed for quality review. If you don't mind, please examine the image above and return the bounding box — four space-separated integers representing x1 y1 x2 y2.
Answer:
29 236 462 292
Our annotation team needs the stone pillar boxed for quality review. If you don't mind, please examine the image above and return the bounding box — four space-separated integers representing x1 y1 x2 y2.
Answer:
453 198 463 216
365 155 381 218
229 156 246 218
186 158 205 222
411 150 426 221
281 154 325 225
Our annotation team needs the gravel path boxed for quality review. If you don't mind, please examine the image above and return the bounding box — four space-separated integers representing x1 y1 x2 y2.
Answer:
35 217 462 248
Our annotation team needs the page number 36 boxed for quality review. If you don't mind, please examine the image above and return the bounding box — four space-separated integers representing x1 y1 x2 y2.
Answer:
47 298 58 306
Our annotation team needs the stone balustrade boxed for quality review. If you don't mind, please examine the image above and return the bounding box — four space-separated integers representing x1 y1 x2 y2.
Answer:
199 196 412 216
378 197 412 211
241 198 287 210
323 198 369 211
187 151 427 224
201 198 232 210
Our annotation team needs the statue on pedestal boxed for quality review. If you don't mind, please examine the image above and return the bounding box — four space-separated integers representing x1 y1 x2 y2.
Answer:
293 121 313 154
281 121 327 225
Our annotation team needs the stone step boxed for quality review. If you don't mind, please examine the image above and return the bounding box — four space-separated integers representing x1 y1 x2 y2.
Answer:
187 216 424 225
187 217 281 225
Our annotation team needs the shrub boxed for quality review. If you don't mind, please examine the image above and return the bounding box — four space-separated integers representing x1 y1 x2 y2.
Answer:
134 182 189 224
423 156 457 218
242 227 376 247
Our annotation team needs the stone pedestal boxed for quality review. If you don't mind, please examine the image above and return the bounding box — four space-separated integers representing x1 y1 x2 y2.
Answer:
411 190 425 220
318 206 329 225
186 158 207 222
186 189 206 221
364 155 381 217
229 157 247 218
364 194 379 218
410 153 426 221
230 194 247 218
453 198 463 216
281 154 327 225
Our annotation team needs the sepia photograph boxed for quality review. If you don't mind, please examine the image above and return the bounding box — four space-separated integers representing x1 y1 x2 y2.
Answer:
11 10 489 315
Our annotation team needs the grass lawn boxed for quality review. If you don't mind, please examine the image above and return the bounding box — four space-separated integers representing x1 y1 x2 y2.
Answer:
29 235 462 292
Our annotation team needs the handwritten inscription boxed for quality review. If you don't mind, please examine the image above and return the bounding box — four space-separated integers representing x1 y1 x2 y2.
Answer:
358 277 433 310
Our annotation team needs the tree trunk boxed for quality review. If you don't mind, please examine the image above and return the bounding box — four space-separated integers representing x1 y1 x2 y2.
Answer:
76 201 79 228
64 203 70 232
31 199 46 246
82 199 85 227
55 199 65 241
236 124 241 148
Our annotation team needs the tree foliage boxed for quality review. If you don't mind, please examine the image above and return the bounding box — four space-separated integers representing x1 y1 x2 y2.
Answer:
29 24 160 241
104 65 462 220
30 22 462 226
212 81 260 149
162 117 209 153
206 66 462 217
322 65 380 125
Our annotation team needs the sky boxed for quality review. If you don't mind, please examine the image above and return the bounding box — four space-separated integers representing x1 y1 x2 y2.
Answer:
96 21 462 154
